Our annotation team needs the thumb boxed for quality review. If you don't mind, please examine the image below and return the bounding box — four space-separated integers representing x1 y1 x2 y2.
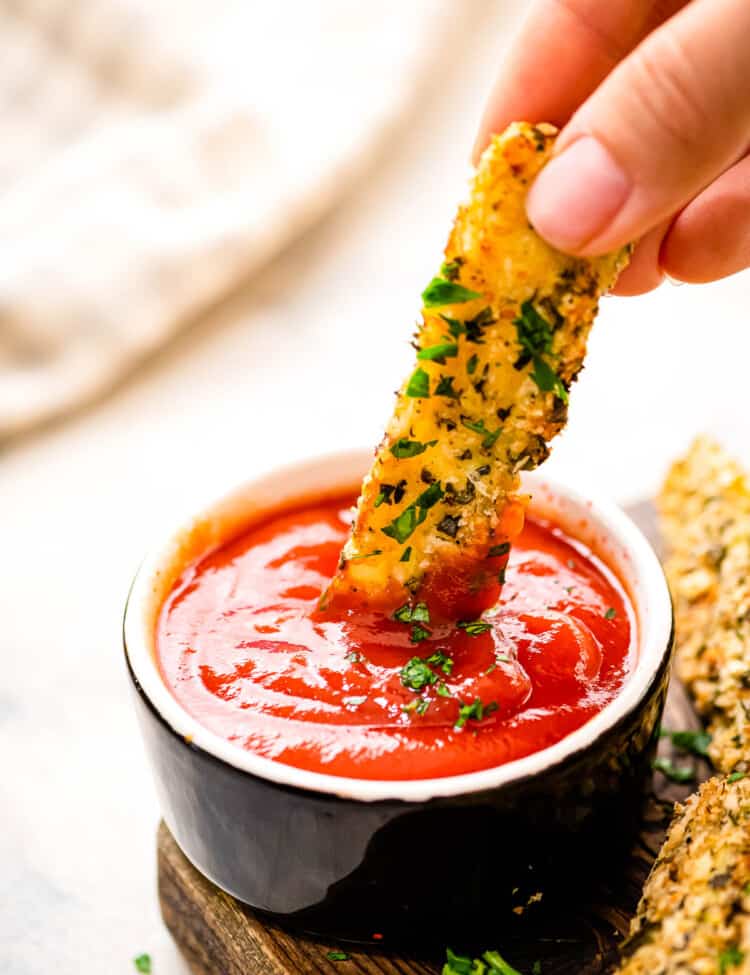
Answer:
526 0 750 256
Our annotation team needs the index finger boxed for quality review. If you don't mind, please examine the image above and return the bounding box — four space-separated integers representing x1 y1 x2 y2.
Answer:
473 0 687 164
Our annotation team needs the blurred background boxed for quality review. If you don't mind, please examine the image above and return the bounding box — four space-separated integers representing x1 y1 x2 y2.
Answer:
2 1 749 972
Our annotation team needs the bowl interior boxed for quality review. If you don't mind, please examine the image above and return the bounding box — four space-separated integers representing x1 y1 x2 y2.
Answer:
124 448 672 803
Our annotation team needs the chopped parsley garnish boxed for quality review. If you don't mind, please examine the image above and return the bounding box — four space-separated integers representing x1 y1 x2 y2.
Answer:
604 607 617 620
394 601 430 624
348 548 382 561
458 619 493 636
661 728 712 757
532 963 542 975
440 313 466 339
418 342 458 364
514 300 568 402
488 542 510 558
426 650 454 675
382 482 444 543
443 947 522 975
400 546 412 562
464 307 494 343
466 354 478 375
435 375 460 398
728 771 746 783
460 416 501 449
417 481 445 509
531 356 569 403
411 623 431 643
719 946 744 973
436 681 452 697
422 277 482 308
327 950 350 961
133 956 152 974
652 756 695 783
406 367 430 398
400 657 438 691
390 437 437 459
440 259 462 281
455 698 498 730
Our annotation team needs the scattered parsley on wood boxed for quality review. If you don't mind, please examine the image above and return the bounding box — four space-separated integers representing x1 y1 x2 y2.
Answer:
652 756 695 783
660 728 712 757
327 950 350 961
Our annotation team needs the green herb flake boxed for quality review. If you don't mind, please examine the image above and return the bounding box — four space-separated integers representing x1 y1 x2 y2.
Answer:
719 946 744 974
418 342 459 364
422 278 482 309
466 354 479 375
436 681 453 698
400 657 438 691
532 963 542 975
652 756 695 784
390 437 436 459
455 697 498 730
435 375 460 399
482 950 523 975
664 729 712 757
458 619 493 636
346 652 362 664
440 260 462 281
426 650 454 675
440 314 466 339
400 546 412 562
327 950 350 962
406 367 430 398
417 481 445 509
728 771 746 783
489 542 511 558
133 956 152 974
443 948 475 975
531 356 568 403
604 607 617 620
411 602 430 623
382 505 421 543
411 623 431 643
460 416 501 450
515 300 554 356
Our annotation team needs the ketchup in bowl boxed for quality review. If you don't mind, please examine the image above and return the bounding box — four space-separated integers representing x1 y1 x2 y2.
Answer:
157 493 633 781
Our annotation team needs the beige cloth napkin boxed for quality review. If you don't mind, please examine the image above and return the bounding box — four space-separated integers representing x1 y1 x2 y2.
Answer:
0 0 468 440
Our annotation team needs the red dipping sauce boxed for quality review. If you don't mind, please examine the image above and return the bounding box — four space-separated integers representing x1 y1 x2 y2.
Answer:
157 493 634 780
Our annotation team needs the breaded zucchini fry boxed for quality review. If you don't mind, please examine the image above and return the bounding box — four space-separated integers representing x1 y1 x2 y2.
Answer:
617 776 750 975
659 438 750 773
323 122 629 620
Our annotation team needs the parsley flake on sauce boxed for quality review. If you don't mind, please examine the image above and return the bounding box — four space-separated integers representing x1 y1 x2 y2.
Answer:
400 657 438 691
488 542 510 557
410 623 431 643
426 649 454 675
390 438 437 459
455 698 498 730
604 607 617 620
458 619 493 636
133 956 152 974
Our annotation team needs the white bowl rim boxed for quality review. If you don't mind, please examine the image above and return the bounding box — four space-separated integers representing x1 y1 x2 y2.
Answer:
124 447 673 803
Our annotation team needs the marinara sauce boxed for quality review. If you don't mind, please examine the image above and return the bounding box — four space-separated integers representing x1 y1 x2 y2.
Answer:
157 493 633 780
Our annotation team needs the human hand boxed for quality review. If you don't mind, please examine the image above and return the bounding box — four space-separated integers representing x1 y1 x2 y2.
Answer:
474 0 750 294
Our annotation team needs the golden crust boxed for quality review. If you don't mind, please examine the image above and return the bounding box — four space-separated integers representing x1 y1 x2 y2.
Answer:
323 122 629 618
658 437 750 773
618 776 750 975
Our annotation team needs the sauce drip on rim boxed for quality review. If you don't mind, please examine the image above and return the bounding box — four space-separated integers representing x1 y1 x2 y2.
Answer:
157 493 634 780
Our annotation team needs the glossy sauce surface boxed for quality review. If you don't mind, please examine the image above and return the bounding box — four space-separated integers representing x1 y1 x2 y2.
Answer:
157 494 634 780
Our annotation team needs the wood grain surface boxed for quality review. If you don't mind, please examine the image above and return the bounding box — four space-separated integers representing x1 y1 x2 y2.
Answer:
157 502 710 974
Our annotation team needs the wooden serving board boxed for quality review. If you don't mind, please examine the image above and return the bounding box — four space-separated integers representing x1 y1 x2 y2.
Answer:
157 502 709 974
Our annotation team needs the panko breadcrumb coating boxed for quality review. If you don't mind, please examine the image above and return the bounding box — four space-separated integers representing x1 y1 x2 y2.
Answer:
659 437 750 773
323 122 629 622
617 776 750 975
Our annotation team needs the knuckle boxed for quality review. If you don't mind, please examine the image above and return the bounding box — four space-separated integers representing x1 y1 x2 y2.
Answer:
628 31 708 150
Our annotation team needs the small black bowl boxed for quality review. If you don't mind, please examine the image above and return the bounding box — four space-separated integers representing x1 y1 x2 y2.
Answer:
124 450 673 944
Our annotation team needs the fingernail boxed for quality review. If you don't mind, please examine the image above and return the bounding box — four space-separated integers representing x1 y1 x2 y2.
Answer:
664 273 685 287
526 136 631 252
